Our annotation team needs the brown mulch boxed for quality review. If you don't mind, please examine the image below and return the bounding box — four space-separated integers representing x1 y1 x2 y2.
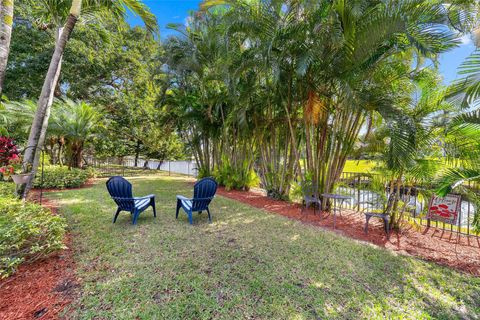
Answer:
0 193 79 320
217 187 480 276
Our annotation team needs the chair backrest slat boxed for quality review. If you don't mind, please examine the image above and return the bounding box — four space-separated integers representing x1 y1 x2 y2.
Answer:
192 177 217 211
302 183 318 198
106 176 134 210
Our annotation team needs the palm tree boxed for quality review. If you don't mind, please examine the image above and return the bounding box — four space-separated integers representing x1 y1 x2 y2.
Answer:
0 99 37 142
378 72 451 228
0 0 15 98
21 0 158 197
50 99 100 168
194 0 459 200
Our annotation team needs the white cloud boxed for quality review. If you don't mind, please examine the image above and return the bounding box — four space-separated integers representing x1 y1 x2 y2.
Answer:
460 34 472 46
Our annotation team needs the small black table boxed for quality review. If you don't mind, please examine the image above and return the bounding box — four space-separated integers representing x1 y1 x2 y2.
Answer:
321 193 352 228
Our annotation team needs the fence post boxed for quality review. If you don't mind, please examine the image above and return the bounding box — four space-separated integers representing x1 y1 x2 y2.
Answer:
357 176 361 211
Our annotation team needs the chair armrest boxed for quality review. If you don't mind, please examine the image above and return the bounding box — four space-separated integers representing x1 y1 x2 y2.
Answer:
176 195 192 201
134 194 155 200
112 197 134 201
192 197 215 201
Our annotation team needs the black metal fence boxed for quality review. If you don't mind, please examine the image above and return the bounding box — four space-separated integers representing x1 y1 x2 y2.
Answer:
338 172 479 237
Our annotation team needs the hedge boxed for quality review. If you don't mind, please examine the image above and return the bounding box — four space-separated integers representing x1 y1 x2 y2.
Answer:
0 192 66 278
33 165 92 189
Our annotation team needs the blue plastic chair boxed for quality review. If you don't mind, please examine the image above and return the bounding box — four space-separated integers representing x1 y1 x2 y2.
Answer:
106 176 156 225
176 177 217 224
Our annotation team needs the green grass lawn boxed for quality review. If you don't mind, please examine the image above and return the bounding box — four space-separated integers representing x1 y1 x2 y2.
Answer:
343 160 378 173
51 174 480 319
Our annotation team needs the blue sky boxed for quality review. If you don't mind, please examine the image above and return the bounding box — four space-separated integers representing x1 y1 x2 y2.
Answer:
128 0 475 84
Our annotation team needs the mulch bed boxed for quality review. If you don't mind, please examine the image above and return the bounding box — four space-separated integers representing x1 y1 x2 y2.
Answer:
0 193 79 320
217 187 480 276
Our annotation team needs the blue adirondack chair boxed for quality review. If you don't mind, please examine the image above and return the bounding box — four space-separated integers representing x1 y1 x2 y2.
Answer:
106 176 156 225
176 177 217 224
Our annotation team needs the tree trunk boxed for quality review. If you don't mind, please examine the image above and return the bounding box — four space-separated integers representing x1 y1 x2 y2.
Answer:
0 0 14 98
48 137 56 164
21 0 82 199
72 142 83 168
57 137 65 166
134 139 141 167
156 161 163 170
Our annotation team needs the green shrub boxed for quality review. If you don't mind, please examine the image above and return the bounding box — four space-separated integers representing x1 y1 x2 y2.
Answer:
196 166 212 179
213 158 259 191
0 197 66 278
33 165 90 189
85 166 98 179
0 182 15 197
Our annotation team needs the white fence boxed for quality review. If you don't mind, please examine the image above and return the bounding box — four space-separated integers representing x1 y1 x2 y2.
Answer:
138 159 198 176
85 156 198 177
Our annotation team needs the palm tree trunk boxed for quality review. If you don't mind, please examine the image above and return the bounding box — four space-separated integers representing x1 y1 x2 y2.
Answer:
0 0 14 98
57 137 65 166
21 0 82 199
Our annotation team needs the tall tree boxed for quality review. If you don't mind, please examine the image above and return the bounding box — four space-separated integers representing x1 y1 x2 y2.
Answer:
168 0 459 197
21 0 158 198
0 0 14 98
21 0 82 197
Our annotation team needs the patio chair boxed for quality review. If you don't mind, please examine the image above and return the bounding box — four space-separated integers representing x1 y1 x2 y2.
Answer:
363 193 395 239
106 176 156 225
301 183 321 214
176 177 217 224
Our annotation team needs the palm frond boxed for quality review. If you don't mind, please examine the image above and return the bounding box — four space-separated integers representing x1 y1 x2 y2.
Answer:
437 167 480 196
447 50 480 108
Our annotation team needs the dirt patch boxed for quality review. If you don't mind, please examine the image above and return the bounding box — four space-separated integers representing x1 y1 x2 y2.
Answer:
0 194 78 319
217 187 480 276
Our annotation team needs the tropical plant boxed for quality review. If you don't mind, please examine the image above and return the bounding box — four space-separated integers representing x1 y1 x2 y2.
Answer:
0 194 66 278
167 0 460 199
0 136 20 179
0 99 37 144
356 70 453 228
49 99 100 168
21 0 158 198
0 0 15 98
32 165 90 188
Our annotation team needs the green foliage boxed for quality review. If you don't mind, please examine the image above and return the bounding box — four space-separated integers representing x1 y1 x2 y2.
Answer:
0 182 15 197
448 50 480 108
196 166 213 179
5 14 182 163
165 0 460 200
213 158 259 191
33 165 90 189
0 196 66 278
85 166 98 179
3 23 53 100
50 99 101 168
